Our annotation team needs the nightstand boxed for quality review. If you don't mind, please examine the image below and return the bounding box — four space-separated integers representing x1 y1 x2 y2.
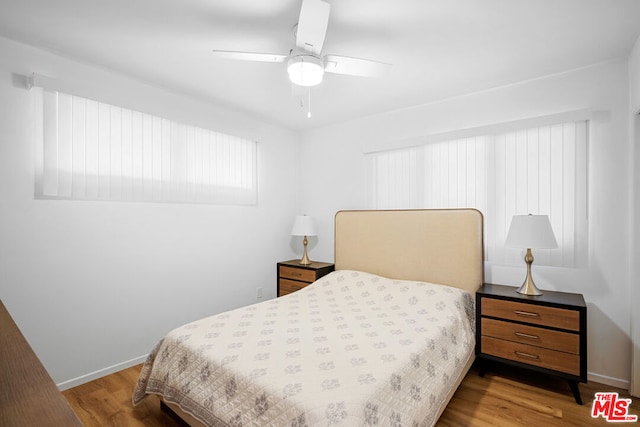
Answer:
476 283 587 404
277 260 335 297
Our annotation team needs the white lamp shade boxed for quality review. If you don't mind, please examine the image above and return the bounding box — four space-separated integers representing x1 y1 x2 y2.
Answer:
287 55 324 87
505 214 558 249
291 215 317 236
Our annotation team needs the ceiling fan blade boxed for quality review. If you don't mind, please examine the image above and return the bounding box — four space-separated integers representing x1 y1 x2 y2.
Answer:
211 50 287 63
295 0 330 55
323 55 392 78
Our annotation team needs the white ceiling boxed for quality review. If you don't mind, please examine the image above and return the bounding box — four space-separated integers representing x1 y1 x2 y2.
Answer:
1 0 639 131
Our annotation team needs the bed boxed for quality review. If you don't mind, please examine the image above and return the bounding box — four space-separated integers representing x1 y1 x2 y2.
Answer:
133 209 484 426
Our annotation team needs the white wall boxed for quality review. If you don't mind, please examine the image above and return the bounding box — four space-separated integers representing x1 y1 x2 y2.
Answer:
630 37 640 112
629 34 640 396
299 59 632 387
0 36 299 388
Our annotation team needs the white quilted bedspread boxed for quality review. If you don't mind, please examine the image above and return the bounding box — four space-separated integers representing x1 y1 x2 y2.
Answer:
133 270 475 427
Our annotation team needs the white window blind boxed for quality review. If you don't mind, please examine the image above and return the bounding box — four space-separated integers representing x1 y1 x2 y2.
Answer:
37 90 257 205
366 120 588 267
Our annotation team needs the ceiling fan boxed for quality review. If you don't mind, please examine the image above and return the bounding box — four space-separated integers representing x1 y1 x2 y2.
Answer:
211 0 391 87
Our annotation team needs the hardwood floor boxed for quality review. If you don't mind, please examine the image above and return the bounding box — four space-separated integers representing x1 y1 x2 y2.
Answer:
439 364 640 426
62 365 181 427
63 362 639 426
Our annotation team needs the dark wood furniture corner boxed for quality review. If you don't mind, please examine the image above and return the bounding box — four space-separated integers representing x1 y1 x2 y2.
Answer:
277 259 335 297
0 300 83 426
476 283 587 404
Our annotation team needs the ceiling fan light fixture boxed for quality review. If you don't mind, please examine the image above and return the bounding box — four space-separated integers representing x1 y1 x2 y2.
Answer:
287 55 324 87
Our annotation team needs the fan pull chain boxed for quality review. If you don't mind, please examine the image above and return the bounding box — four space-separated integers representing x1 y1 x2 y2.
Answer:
307 87 312 118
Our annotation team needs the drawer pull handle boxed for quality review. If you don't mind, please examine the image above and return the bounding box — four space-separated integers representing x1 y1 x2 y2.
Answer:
291 272 302 277
514 332 540 340
513 310 540 318
514 351 540 360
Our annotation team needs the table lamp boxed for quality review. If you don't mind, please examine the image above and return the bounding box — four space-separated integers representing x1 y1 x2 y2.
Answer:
291 215 316 265
505 214 558 296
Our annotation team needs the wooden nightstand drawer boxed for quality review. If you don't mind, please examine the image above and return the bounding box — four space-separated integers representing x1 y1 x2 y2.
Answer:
279 266 317 283
482 318 579 354
277 260 335 297
482 298 580 331
482 335 580 376
279 278 308 295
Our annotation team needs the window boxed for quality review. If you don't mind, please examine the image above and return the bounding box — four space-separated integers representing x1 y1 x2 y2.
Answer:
36 90 257 205
366 119 588 267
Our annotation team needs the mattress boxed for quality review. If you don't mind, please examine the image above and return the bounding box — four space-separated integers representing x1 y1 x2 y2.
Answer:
133 270 476 426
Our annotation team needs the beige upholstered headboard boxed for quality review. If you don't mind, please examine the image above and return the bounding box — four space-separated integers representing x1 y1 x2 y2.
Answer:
334 209 484 294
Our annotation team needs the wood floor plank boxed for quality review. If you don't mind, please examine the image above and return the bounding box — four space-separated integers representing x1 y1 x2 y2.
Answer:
63 367 182 427
440 364 640 426
63 362 640 426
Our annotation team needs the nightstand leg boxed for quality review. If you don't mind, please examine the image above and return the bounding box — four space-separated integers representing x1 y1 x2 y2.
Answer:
476 358 487 377
568 381 583 405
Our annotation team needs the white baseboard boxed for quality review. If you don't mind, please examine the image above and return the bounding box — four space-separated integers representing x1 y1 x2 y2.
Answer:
588 371 630 391
56 354 148 391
